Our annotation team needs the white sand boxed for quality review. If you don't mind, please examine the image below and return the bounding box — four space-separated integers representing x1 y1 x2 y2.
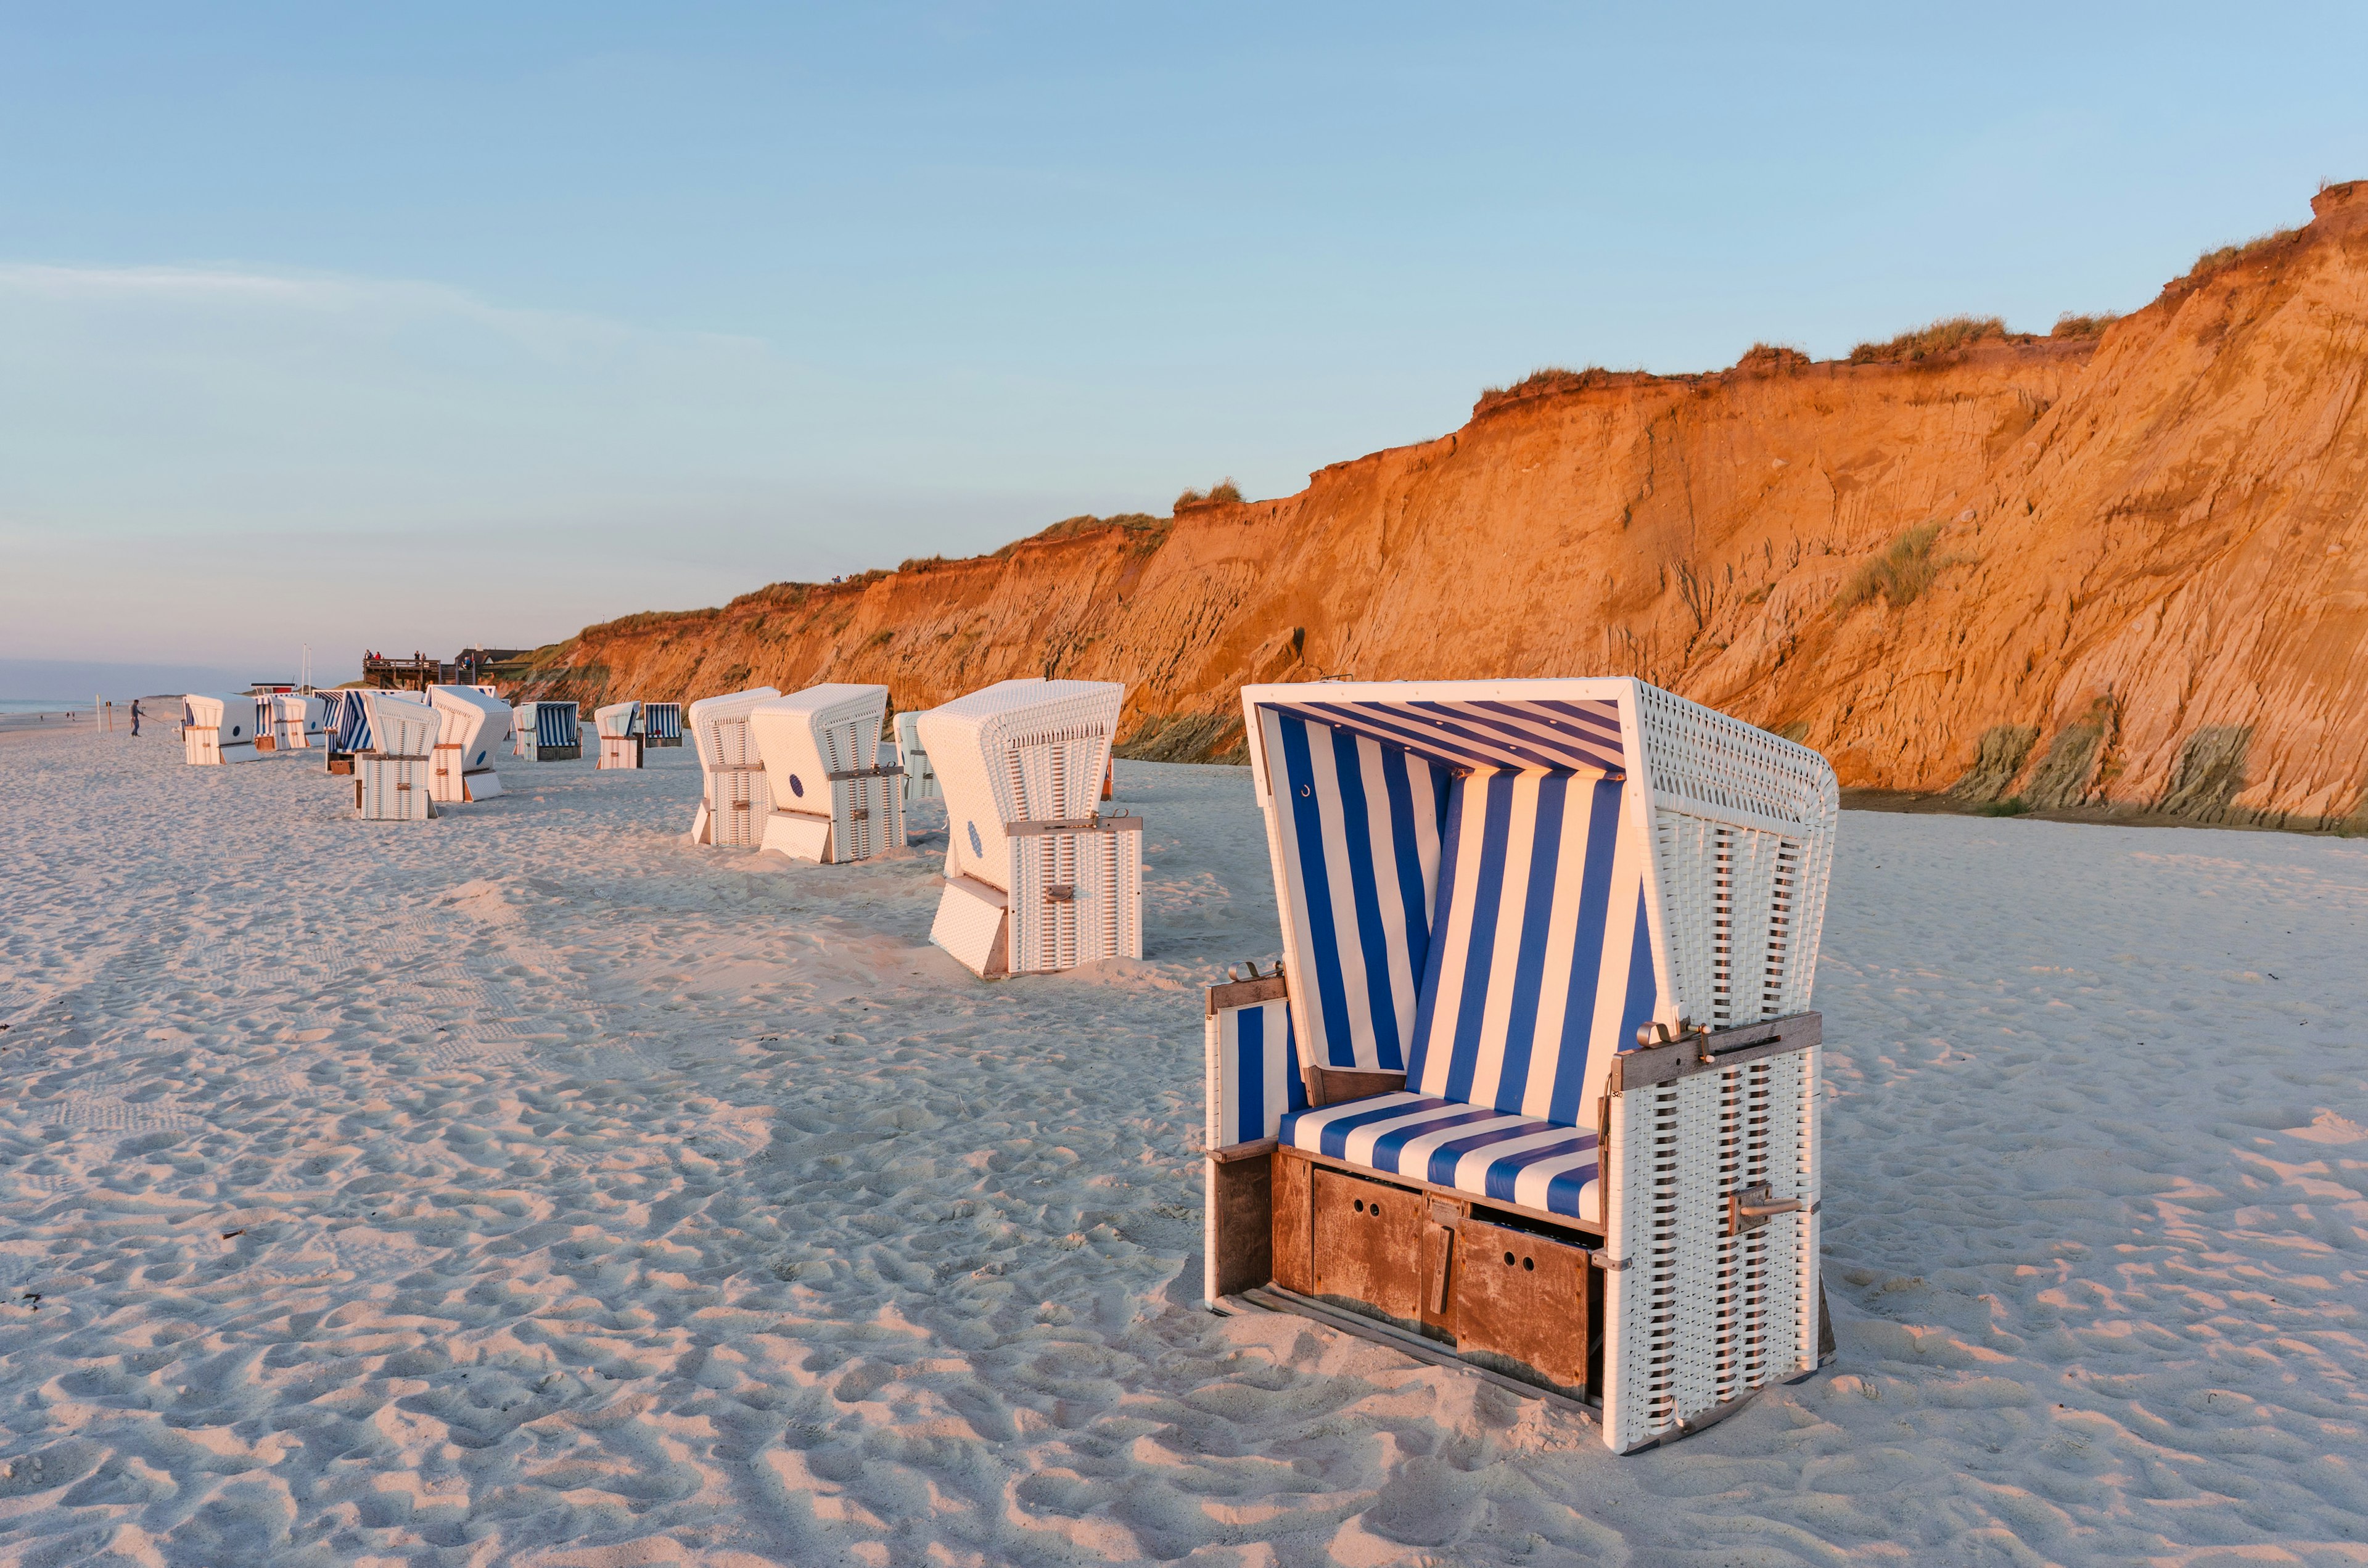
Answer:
0 726 2362 1566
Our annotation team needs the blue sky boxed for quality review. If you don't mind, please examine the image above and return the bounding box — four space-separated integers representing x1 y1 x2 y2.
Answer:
3 2 2364 689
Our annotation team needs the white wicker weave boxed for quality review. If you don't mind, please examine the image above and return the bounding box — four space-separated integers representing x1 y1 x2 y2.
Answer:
894 710 942 803
915 679 1141 977
593 700 643 771
684 688 781 844
269 693 323 751
747 684 905 864
180 693 263 766
355 692 442 821
426 686 511 805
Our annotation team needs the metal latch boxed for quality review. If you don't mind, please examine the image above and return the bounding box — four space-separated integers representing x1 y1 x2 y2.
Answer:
1727 1181 1806 1236
1045 885 1076 903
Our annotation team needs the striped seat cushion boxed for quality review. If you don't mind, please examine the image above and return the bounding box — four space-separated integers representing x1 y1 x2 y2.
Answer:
1279 1091 1600 1225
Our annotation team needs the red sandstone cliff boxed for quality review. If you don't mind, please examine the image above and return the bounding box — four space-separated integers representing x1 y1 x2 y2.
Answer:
520 181 2368 830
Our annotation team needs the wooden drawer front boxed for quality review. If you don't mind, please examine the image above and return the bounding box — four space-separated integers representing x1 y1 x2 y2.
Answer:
1312 1167 1425 1324
1451 1218 1591 1393
1271 1151 1314 1295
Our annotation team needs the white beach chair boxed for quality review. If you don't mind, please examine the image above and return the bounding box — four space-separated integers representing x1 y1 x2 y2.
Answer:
1202 678 1838 1452
894 710 942 804
747 684 906 863
427 686 512 803
353 692 442 820
181 693 265 765
686 687 783 845
514 700 582 761
594 701 645 771
644 702 684 748
916 679 1142 977
271 693 328 750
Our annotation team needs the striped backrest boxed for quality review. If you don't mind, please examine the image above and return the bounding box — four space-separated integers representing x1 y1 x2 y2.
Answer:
332 692 371 752
1206 996 1306 1149
1257 705 1451 1072
644 702 683 741
1402 770 1657 1127
536 702 578 749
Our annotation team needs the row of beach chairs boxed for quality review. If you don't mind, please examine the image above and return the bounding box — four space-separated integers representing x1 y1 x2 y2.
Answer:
680 679 1133 979
190 670 1838 1451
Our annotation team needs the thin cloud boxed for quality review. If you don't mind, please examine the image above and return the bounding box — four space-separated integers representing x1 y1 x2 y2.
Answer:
0 261 769 361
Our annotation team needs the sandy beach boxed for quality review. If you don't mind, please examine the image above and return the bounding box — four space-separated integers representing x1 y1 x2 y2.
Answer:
0 724 2361 1566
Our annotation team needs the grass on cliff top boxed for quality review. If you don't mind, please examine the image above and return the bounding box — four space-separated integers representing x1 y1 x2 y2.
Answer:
2184 227 2303 283
2049 311 2118 339
992 512 1171 559
1848 316 2021 364
1173 480 1244 512
1474 366 1623 412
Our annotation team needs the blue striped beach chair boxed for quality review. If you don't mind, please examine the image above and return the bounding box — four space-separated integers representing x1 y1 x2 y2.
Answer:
513 700 582 761
321 691 372 774
643 702 684 747
1206 678 1838 1451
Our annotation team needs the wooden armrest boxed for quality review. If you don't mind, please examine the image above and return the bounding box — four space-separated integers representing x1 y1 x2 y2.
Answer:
1304 1065 1407 1107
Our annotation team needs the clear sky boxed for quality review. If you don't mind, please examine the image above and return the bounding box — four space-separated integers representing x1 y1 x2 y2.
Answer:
4 2 2364 690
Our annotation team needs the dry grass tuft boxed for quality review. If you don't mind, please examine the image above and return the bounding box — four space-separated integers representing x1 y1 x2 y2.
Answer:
1474 366 1619 413
1848 316 2014 365
2049 311 2119 340
1173 480 1244 512
1834 522 1969 611
2183 228 2301 283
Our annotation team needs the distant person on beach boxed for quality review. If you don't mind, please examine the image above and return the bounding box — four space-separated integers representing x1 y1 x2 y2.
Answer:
130 699 141 737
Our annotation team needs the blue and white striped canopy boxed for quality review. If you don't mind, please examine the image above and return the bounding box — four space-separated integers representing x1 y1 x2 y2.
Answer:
329 691 372 752
534 702 579 749
1256 696 1625 776
644 702 683 741
1255 690 1659 1133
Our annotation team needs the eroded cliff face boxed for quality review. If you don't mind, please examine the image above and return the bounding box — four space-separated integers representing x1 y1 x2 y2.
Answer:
523 181 2368 829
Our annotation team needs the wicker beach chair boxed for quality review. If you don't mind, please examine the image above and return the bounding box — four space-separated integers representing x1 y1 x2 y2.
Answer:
594 701 646 771
513 700 582 761
916 679 1142 977
180 693 265 765
426 686 512 804
894 710 942 803
1203 678 1837 1451
644 702 684 748
353 692 441 821
267 693 324 751
747 684 906 863
685 688 782 845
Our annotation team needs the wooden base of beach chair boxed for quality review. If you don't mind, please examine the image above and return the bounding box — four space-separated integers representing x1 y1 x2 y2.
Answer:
327 752 355 776
1218 1144 1605 1405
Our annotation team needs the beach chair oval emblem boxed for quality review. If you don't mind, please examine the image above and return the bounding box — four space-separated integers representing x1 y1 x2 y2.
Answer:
968 821 984 856
231 724 243 737
787 773 805 797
